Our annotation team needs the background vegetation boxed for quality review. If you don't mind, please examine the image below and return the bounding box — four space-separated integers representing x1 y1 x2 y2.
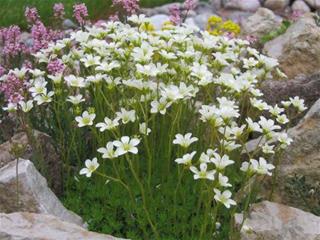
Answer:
0 0 185 29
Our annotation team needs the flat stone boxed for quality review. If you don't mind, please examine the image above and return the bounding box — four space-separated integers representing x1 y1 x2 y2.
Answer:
235 201 320 240
264 0 290 11
223 0 261 12
0 159 84 227
292 0 311 13
0 212 123 240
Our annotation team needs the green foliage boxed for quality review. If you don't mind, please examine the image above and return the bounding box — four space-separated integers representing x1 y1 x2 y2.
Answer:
260 20 291 45
0 0 184 29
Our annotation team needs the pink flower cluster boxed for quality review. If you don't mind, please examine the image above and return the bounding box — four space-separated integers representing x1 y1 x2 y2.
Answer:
0 72 26 103
184 0 197 11
169 4 181 25
25 7 40 24
112 0 140 15
73 3 88 26
0 25 26 58
53 3 65 19
47 59 65 75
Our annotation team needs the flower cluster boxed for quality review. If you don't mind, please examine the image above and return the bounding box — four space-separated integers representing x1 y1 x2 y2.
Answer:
5 15 306 238
206 15 241 36
53 3 65 19
112 0 140 15
73 3 88 26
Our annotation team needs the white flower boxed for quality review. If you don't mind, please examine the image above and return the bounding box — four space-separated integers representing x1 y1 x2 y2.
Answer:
276 132 293 149
150 98 172 115
258 116 281 135
113 136 140 155
262 143 275 154
79 158 99 177
214 189 236 208
268 104 284 116
75 111 96 127
173 133 198 148
96 117 120 132
116 108 136 124
175 151 196 165
97 142 118 159
80 54 101 67
128 14 149 24
67 94 85 105
211 153 234 170
218 173 232 187
290 96 307 112
190 163 216 180
139 122 151 135
65 75 86 88
34 91 54 105
96 61 121 72
3 102 17 112
251 98 269 111
19 100 33 112
246 117 262 133
29 80 47 97
241 158 275 176
276 114 289 125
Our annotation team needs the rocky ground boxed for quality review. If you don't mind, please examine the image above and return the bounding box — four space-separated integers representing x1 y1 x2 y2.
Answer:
1 1 320 239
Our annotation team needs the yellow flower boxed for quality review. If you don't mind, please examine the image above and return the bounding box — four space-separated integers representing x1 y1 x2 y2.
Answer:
207 15 222 25
162 21 175 30
139 22 155 32
220 20 241 35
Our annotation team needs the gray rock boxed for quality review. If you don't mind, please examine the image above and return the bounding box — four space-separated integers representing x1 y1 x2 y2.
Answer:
193 12 215 29
211 0 222 10
0 159 84 227
263 13 320 79
241 8 282 38
261 72 320 111
223 0 261 12
292 0 311 13
142 3 183 16
264 0 290 11
0 131 62 195
235 201 320 240
150 14 170 30
0 212 123 240
62 19 77 30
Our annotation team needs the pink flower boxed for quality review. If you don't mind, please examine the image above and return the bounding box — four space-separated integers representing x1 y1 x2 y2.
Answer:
0 25 26 58
73 3 88 26
53 3 65 19
47 59 65 75
245 35 258 44
184 0 197 11
25 7 40 24
169 4 181 25
109 13 120 22
0 65 6 77
0 72 26 103
112 0 139 15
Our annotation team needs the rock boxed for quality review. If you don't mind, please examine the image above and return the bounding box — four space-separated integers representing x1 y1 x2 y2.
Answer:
263 13 320 79
292 0 311 13
244 97 320 211
142 3 183 16
211 0 222 10
305 0 320 9
0 212 123 240
194 2 216 15
219 9 253 25
241 8 282 39
264 0 290 11
223 0 261 12
193 12 214 29
261 72 320 111
0 130 62 195
150 14 170 30
235 201 320 240
62 19 77 30
0 159 84 227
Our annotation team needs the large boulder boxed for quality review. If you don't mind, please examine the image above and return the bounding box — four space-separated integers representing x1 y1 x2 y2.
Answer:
261 72 320 111
246 98 320 212
263 0 290 11
0 212 123 240
263 13 320 79
0 130 62 195
241 8 282 39
0 159 84 226
235 201 320 240
292 0 311 13
305 0 320 10
223 0 261 12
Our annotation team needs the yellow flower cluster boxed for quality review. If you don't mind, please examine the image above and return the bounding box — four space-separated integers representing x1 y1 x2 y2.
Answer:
206 16 241 36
